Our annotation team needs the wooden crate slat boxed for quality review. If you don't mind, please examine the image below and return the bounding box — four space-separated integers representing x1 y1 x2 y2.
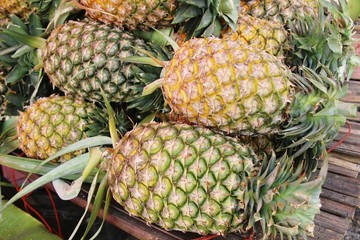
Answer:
345 80 360 95
310 225 345 240
314 211 351 234
320 188 360 208
326 141 360 157
317 161 358 178
328 154 360 173
322 172 360 198
320 197 356 218
328 152 360 165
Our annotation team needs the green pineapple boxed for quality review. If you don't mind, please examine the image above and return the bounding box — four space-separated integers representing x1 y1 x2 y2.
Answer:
107 122 325 238
38 19 171 112
16 95 131 162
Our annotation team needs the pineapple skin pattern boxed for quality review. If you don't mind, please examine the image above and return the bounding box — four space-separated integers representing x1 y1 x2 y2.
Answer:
17 95 95 162
108 122 322 237
78 0 178 30
41 20 166 104
0 0 345 238
162 38 293 135
108 122 256 234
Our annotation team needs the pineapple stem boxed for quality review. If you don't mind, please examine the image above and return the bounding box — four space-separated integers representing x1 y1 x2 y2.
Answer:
143 78 164 96
131 47 166 67
81 147 103 181
100 88 120 147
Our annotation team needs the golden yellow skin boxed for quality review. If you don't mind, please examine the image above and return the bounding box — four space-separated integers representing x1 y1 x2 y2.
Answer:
17 96 94 162
239 0 317 27
162 38 292 135
222 14 289 56
78 0 178 30
0 0 31 19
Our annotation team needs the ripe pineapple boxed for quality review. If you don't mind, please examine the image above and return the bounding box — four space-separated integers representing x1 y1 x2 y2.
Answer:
0 0 60 21
77 0 239 38
40 19 171 112
77 0 178 30
221 14 289 56
0 0 31 20
108 122 323 238
16 95 96 162
139 36 355 174
239 0 318 27
162 37 292 135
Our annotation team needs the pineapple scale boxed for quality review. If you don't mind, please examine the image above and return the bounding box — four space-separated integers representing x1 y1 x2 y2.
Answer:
108 122 259 235
162 38 292 135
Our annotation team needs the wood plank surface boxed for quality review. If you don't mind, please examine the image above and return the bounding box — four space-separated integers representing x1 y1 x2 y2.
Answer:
320 188 360 208
310 225 345 240
322 172 360 198
320 197 356 218
314 211 351 234
317 161 359 178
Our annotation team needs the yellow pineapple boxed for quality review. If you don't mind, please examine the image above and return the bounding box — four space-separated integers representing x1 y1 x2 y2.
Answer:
77 0 178 30
239 0 318 27
0 0 31 19
222 14 289 56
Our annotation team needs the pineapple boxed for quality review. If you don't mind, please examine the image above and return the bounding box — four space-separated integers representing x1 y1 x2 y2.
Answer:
161 37 292 135
16 95 96 162
77 0 178 30
0 0 60 22
76 0 239 38
140 37 355 175
40 19 170 112
221 14 289 56
107 122 324 238
239 0 318 27
0 0 31 20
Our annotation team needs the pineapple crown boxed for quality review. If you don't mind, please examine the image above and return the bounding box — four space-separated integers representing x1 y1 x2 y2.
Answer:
288 0 358 83
0 14 56 117
244 152 327 239
172 0 240 39
278 67 356 175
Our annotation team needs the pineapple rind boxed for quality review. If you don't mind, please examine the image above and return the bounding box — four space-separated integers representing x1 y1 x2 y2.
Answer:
222 14 289 56
0 0 31 20
42 20 168 110
79 0 177 30
239 0 317 27
108 122 323 238
162 38 292 135
17 95 95 162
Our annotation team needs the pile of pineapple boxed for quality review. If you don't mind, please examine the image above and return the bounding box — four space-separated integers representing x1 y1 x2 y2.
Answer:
1 0 359 239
